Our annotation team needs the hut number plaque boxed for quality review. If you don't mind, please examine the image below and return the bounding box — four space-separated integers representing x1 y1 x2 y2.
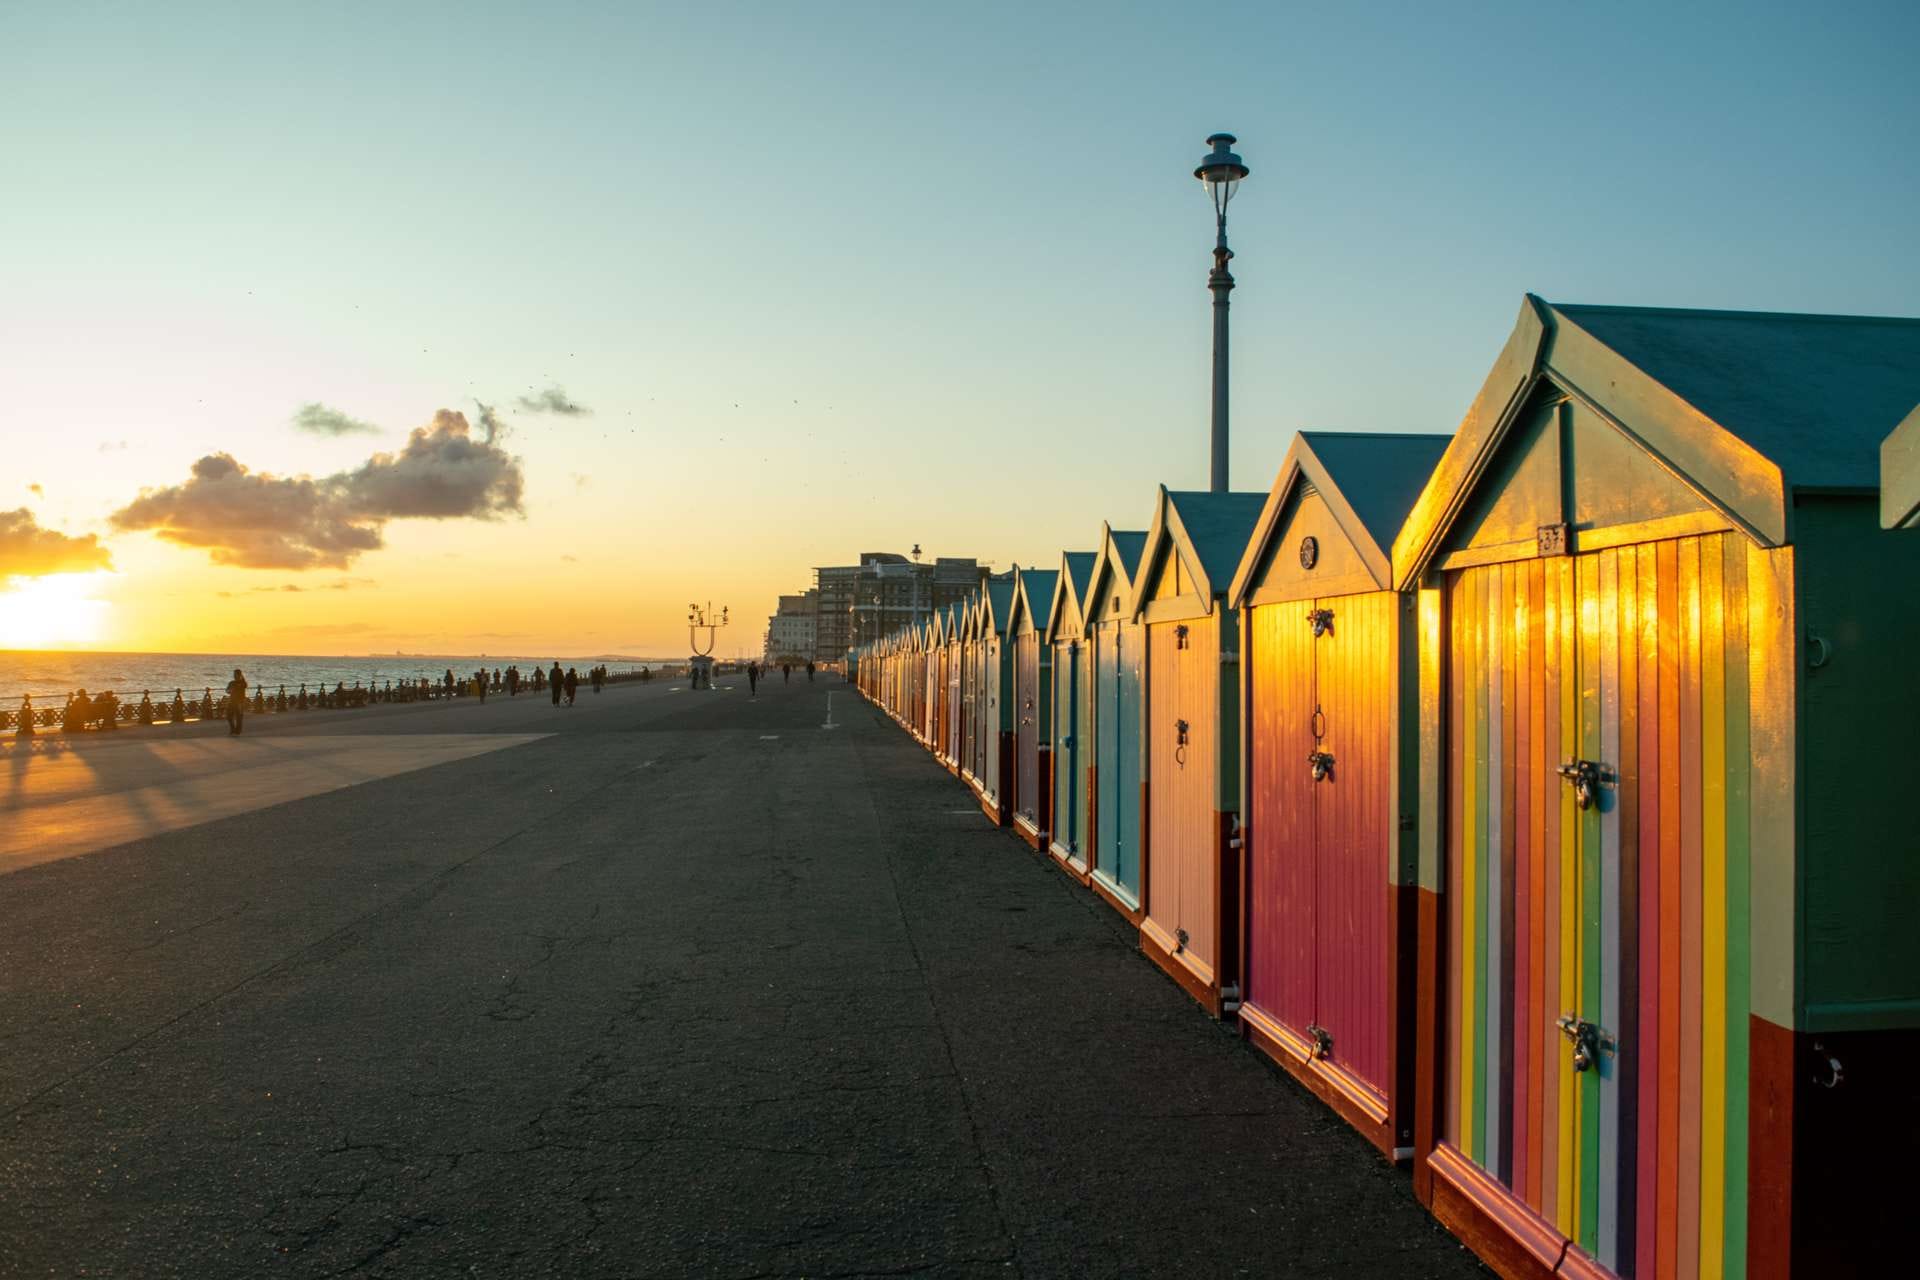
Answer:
1299 536 1318 570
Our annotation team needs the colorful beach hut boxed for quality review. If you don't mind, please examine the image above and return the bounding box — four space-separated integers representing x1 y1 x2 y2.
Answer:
1393 296 1920 1280
971 573 1017 826
1227 429 1450 1157
942 602 963 772
1084 524 1149 918
1008 565 1059 850
1129 487 1266 1015
1043 549 1099 879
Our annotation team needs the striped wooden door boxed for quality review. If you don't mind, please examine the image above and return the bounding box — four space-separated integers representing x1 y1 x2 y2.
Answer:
1443 534 1752 1279
1313 591 1395 1104
1246 600 1318 1040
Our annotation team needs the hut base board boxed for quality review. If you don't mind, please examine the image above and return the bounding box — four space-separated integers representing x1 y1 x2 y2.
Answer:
1088 872 1144 926
1238 1002 1398 1162
1047 843 1090 885
1011 813 1045 850
1138 920 1226 1019
974 785 1007 827
1425 1143 1565 1280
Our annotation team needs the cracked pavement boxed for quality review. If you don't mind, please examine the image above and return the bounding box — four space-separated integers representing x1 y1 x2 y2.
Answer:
0 677 1487 1277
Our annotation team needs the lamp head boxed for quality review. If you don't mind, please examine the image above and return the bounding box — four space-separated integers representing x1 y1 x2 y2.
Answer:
1194 132 1249 218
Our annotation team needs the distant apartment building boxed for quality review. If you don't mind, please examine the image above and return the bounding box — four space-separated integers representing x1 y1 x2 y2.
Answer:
764 591 817 664
810 553 987 661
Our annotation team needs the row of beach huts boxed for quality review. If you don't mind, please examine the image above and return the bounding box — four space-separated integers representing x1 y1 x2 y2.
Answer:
850 296 1920 1280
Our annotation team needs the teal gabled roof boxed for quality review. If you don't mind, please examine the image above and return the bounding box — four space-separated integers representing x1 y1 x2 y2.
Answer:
981 574 1018 636
1109 529 1147 580
1043 550 1098 642
1395 295 1920 583
1011 567 1058 636
1556 303 1920 492
1132 487 1266 615
1230 431 1450 605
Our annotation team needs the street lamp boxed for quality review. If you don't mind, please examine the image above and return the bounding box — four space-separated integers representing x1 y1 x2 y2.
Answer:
1195 132 1249 494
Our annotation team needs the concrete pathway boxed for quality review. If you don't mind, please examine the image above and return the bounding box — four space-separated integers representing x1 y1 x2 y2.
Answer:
0 675 1486 1278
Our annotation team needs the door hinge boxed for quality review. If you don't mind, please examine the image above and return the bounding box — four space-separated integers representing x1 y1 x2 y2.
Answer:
1307 608 1335 637
1555 1015 1616 1072
1304 1023 1333 1059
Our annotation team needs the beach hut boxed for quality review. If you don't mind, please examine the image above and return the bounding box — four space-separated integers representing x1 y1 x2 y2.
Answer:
927 611 948 753
971 573 1017 826
1883 403 1920 529
942 603 964 772
1129 487 1266 1015
921 617 939 746
1393 296 1920 1280
1227 430 1450 1157
1008 565 1059 850
959 593 982 787
1044 549 1100 879
1084 524 1150 918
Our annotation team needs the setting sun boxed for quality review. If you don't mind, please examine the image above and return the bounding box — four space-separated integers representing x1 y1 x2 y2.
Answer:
0 572 112 649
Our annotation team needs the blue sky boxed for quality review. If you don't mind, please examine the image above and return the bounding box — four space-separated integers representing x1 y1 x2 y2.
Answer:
2 1 1914 652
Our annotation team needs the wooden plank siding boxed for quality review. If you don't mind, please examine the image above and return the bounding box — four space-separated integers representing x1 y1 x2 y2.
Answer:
1439 532 1754 1278
1143 614 1219 984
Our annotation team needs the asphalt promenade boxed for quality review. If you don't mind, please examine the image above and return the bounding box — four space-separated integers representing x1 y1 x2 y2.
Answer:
0 674 1486 1278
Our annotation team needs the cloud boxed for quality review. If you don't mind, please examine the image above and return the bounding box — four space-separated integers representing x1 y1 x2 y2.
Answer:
514 385 590 416
110 410 524 570
27 483 43 498
474 401 507 443
217 577 371 598
270 620 380 636
98 440 128 453
0 509 114 578
292 402 381 437
340 409 523 519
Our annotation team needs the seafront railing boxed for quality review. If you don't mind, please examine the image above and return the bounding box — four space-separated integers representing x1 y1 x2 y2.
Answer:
3 667 671 736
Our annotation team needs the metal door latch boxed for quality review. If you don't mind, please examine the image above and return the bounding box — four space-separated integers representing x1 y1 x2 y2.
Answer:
1307 608 1334 637
1557 759 1604 810
1555 1015 1615 1072
1304 1023 1333 1059
1308 750 1334 782
1175 926 1189 954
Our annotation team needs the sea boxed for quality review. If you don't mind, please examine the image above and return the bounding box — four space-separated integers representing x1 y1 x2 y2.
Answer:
0 651 689 703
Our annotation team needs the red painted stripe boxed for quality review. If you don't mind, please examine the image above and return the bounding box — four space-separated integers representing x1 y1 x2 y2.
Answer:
1657 538 1682 1280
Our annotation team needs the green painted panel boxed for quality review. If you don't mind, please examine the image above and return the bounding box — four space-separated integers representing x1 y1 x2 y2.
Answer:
1795 496 1920 1027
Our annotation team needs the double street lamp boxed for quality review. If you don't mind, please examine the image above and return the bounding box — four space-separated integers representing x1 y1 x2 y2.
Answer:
1195 132 1250 494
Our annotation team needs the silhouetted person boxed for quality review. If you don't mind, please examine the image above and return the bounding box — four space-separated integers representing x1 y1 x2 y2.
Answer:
444 669 455 699
562 667 577 705
550 662 563 706
806 660 815 682
747 662 759 698
226 668 248 735
782 663 791 683
507 666 520 697
591 666 604 695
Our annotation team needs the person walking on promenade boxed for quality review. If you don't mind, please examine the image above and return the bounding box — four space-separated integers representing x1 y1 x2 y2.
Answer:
747 662 759 698
507 666 520 697
443 669 455 699
782 663 791 683
591 666 604 695
806 660 815 682
550 662 564 707
564 667 579 706
225 668 248 734
473 668 487 704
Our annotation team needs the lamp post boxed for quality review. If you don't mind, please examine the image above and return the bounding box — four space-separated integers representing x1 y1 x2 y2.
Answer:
1195 132 1249 494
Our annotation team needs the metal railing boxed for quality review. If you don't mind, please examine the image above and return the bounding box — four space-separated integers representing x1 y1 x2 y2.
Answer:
5 667 668 736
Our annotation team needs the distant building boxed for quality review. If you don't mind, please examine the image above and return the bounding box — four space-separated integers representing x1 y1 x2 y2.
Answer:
764 590 817 664
810 552 987 661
